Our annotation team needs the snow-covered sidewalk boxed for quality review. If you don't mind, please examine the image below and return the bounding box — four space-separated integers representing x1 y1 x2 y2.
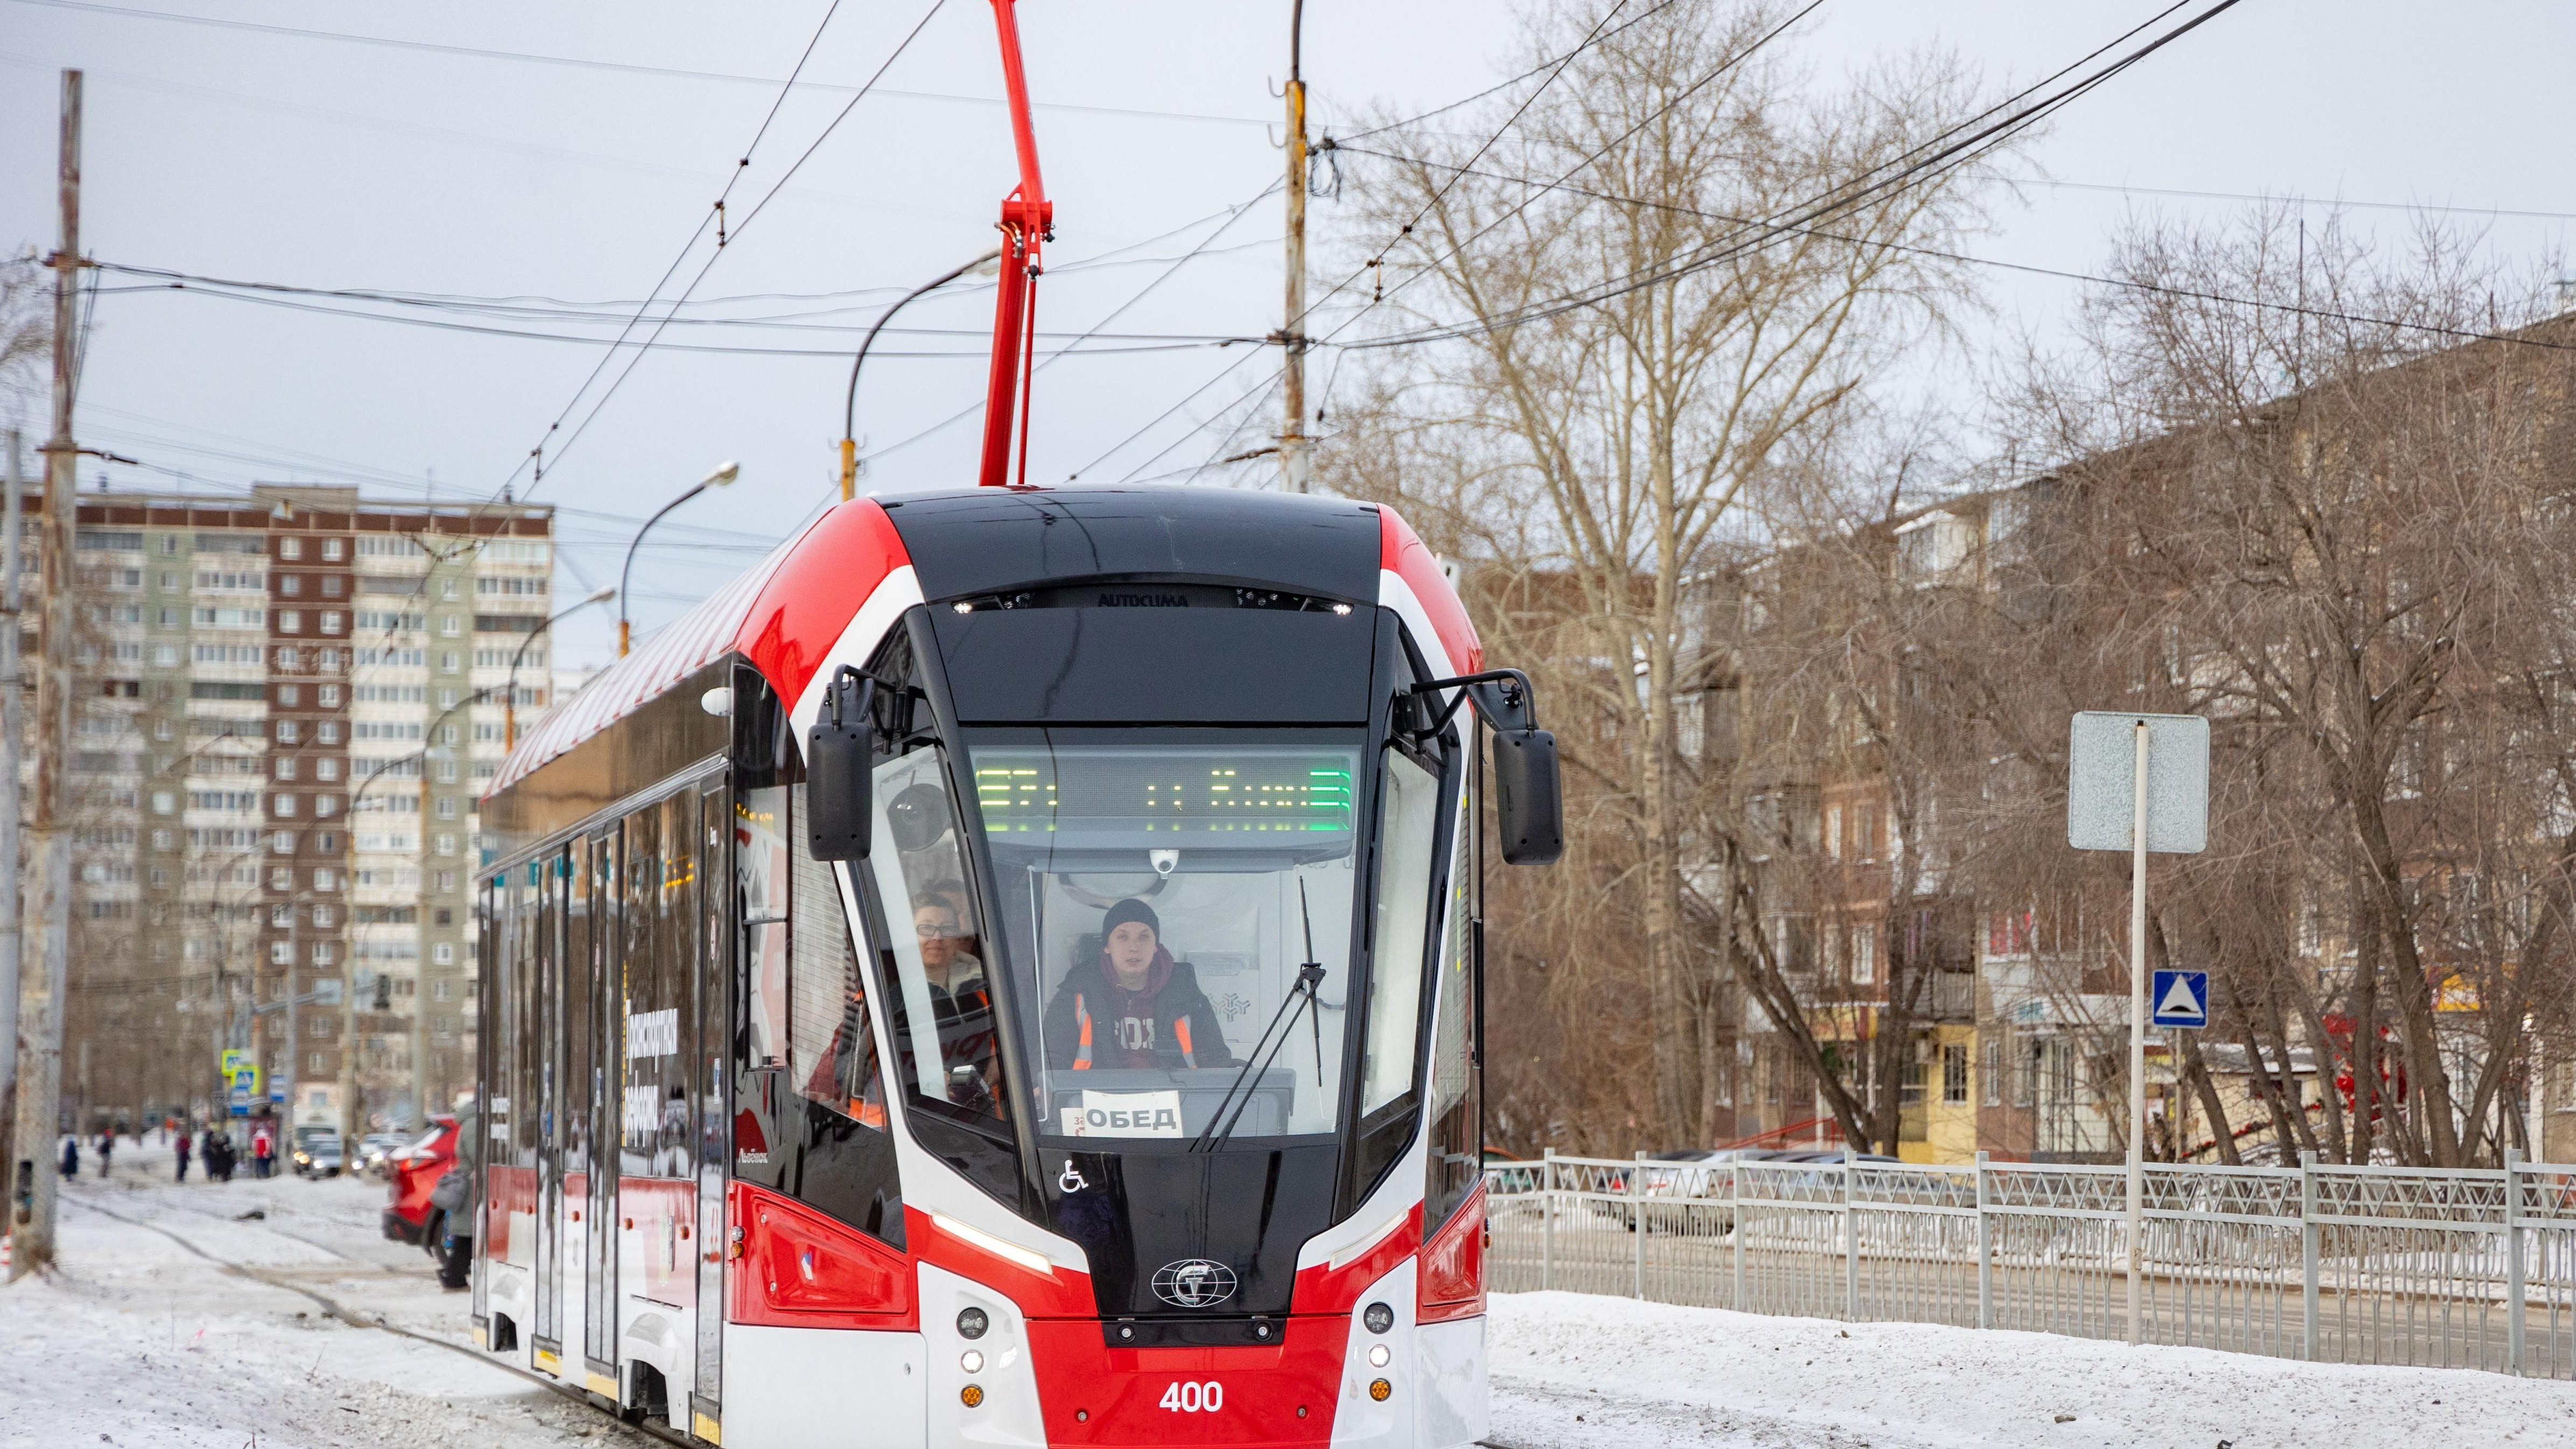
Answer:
8 1145 2573 1447
1486 1290 2576 1448
0 1145 638 1449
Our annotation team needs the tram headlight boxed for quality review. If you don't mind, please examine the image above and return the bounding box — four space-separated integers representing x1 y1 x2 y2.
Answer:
1363 1302 1393 1334
1367 1344 1390 1368
960 1350 984 1374
957 1306 989 1340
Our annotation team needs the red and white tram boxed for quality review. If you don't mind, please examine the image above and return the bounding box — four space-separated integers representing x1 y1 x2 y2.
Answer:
471 486 1563 1447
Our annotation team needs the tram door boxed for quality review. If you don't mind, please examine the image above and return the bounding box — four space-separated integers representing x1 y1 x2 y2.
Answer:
560 839 598 1377
534 850 563 1354
583 827 621 1387
690 782 728 1436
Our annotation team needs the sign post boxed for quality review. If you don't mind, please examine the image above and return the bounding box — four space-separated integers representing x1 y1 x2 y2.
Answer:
2067 711 2208 1347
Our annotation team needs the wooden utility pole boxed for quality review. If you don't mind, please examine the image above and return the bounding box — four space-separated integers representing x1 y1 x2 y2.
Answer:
1278 0 1311 493
0 431 23 1174
9 69 81 1278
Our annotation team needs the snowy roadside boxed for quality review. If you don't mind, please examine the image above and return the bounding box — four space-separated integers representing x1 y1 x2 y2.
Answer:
12 1145 2576 1448
0 1143 642 1449
1485 1290 2576 1449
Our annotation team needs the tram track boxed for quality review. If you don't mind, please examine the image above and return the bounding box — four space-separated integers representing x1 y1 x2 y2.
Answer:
59 1191 690 1449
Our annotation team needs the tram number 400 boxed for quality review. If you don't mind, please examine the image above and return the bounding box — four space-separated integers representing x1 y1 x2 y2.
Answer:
1159 1380 1224 1413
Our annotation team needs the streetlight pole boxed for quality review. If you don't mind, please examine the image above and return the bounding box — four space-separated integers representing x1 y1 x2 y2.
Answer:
620 461 739 657
1280 0 1312 494
505 585 615 750
839 250 1001 501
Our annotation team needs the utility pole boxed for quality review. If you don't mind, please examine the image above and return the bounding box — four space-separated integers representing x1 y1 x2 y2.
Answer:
1 431 25 1172
9 69 80 1279
1278 0 1311 494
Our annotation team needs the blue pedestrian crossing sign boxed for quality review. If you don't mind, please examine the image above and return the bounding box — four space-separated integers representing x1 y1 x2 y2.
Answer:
2151 969 2209 1029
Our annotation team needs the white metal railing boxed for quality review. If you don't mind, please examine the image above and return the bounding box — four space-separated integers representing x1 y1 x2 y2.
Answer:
1484 1149 2576 1378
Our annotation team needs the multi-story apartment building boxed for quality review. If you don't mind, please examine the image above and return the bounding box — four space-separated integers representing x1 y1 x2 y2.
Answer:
46 483 554 1133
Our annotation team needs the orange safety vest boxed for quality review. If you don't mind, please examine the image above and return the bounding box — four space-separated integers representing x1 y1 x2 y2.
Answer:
1070 993 1198 1070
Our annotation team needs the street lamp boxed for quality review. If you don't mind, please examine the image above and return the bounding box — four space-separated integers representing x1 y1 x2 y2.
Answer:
507 584 616 749
839 249 1003 501
620 461 740 657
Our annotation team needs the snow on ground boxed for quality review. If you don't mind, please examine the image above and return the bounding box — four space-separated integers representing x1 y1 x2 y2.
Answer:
1486 1290 2576 1449
10 1140 2576 1448
0 1139 651 1449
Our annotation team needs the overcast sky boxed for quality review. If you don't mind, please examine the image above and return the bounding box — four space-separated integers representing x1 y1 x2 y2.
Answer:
3 0 2569 666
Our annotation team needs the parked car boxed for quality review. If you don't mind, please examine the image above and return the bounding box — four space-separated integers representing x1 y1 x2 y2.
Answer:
291 1130 343 1178
380 1116 459 1247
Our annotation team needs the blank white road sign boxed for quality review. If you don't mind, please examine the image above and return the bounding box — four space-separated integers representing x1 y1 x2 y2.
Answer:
2067 711 2209 854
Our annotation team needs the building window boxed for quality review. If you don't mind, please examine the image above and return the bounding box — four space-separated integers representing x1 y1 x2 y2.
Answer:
432 979 450 1001
280 575 303 597
270 867 291 890
438 688 458 710
276 645 299 669
435 797 457 819
317 648 339 670
318 685 340 707
310 1019 329 1039
440 578 459 600
271 942 292 966
313 867 338 891
279 537 302 560
279 610 301 634
314 795 338 818
322 538 344 561
150 791 174 815
439 651 460 673
277 684 300 707
276 757 297 781
273 793 298 818
1982 1038 2004 1107
272 831 296 854
435 871 456 892
312 905 335 928
315 758 339 782
313 942 335 966
317 721 340 745
433 832 456 856
277 719 299 743
321 612 342 634
432 942 454 966
150 828 171 850
1824 803 1843 860
1849 920 1877 984
160 534 178 555
434 759 457 784
157 606 177 627
1942 1043 1969 1105
321 575 343 597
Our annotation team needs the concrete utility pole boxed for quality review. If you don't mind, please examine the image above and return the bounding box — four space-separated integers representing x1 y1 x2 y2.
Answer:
1278 0 1311 494
10 69 81 1278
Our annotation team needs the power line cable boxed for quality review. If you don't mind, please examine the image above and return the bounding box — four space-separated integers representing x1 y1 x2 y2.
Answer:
1335 146 2576 356
4 0 1271 128
1351 0 2247 350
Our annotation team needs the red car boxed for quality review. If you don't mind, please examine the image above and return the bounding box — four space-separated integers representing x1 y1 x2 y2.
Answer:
379 1115 459 1247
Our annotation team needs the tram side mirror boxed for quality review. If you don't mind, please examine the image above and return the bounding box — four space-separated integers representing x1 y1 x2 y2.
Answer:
1465 676 1535 733
807 669 876 861
1492 728 1564 866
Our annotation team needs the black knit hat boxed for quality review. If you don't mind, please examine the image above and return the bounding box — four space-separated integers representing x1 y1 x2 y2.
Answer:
1102 898 1160 939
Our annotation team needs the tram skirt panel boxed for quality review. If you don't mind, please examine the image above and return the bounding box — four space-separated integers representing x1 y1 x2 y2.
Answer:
721 1323 927 1448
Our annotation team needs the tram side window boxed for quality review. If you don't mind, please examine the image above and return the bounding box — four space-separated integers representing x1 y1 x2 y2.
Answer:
731 737 904 1248
1424 775 1479 1233
615 794 700 1180
789 782 889 1127
861 745 1005 1127
1362 749 1441 1115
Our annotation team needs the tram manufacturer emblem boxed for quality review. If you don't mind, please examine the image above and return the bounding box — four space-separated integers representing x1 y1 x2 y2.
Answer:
1149 1259 1237 1309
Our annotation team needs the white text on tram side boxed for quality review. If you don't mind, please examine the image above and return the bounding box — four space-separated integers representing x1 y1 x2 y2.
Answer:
626 1007 679 1059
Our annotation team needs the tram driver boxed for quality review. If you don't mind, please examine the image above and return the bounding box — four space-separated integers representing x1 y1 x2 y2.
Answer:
1042 898 1236 1072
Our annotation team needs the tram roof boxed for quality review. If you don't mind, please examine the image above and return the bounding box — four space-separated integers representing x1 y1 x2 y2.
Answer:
488 487 1463 800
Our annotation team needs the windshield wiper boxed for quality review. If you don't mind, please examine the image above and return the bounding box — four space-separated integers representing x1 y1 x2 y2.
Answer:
1190 879 1329 1153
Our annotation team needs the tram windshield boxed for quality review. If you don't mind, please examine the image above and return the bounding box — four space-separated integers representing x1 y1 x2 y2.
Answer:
953 727 1427 1143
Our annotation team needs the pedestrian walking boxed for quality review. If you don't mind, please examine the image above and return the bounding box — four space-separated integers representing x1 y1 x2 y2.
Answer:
172 1127 192 1183
58 1134 78 1178
203 1127 235 1183
250 1121 275 1179
95 1130 113 1177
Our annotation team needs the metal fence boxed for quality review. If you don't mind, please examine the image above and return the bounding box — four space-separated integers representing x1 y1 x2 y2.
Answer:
1486 1150 2576 1378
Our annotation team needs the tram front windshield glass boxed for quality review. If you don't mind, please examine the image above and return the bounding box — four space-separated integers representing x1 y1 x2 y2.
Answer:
965 728 1375 1143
